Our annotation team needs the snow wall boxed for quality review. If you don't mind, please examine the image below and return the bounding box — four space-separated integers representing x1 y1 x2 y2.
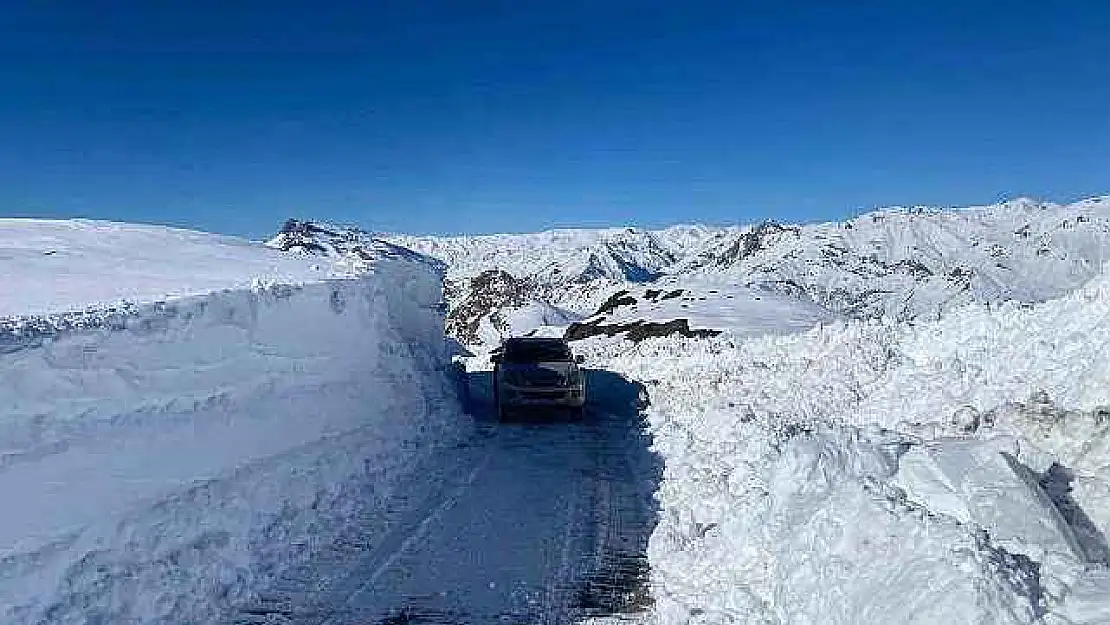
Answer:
0 255 461 624
587 270 1110 625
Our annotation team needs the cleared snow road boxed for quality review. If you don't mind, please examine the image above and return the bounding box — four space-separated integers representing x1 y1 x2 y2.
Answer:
238 370 660 625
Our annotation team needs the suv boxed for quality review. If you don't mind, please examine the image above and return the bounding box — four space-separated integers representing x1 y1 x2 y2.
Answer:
491 337 587 420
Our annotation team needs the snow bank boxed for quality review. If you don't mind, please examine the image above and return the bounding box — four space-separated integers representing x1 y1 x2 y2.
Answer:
590 338 1037 624
0 221 459 624
582 267 1110 624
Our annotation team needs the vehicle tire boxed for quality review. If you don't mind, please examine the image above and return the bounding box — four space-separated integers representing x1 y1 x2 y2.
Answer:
571 406 586 421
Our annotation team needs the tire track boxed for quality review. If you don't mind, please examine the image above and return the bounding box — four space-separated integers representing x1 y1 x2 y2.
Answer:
237 392 659 625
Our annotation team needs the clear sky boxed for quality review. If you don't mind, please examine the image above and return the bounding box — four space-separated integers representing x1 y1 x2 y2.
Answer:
2 1 1108 238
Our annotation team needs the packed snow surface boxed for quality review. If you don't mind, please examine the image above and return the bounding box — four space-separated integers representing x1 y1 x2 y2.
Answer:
0 219 329 317
246 369 660 624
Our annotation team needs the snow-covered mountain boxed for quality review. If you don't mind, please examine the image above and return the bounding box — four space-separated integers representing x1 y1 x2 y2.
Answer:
273 196 1110 347
676 197 1110 320
267 218 443 275
390 226 686 288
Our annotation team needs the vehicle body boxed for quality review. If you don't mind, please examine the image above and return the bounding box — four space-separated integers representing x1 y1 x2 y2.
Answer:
491 337 587 420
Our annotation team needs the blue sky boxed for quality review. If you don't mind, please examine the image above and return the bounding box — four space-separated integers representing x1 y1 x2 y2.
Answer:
1 1 1108 238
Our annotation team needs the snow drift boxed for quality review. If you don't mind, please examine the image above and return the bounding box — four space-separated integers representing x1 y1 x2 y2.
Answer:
581 267 1110 625
0 221 459 624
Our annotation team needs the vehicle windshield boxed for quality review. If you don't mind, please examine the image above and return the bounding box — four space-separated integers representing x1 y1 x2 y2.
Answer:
503 340 573 364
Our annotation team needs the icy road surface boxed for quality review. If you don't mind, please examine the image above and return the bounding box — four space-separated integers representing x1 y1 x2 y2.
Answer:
238 370 660 625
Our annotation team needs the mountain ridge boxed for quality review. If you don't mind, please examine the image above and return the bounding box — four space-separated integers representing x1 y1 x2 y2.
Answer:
269 196 1110 346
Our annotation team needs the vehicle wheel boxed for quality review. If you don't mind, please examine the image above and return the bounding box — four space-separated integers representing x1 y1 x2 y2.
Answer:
571 406 586 421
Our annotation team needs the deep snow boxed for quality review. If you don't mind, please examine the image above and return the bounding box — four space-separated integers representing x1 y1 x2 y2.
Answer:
0 219 332 317
573 269 1110 625
0 220 459 624
7 195 1110 625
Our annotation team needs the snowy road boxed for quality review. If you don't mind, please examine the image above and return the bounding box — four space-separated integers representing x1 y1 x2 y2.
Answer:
238 370 660 625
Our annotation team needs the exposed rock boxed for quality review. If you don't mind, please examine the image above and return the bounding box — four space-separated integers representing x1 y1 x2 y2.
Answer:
595 290 638 316
715 220 801 266
446 269 533 345
565 318 720 343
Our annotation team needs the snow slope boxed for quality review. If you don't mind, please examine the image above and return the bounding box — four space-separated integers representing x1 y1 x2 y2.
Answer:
0 220 459 624
565 277 835 343
679 197 1110 320
0 219 331 317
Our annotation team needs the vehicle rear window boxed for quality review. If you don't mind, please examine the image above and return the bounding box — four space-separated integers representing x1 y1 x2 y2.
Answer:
504 341 572 363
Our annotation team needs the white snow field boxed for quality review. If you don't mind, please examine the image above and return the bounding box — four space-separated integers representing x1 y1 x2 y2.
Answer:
0 220 462 624
0 219 333 317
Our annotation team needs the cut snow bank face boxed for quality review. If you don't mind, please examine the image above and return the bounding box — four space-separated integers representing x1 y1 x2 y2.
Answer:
0 219 330 317
893 438 1083 562
0 221 458 625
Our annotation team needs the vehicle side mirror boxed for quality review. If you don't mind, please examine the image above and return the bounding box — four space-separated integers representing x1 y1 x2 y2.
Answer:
490 354 503 365
575 355 585 364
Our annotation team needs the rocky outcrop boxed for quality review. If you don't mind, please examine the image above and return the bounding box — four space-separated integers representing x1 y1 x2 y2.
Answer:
564 318 720 343
446 269 534 345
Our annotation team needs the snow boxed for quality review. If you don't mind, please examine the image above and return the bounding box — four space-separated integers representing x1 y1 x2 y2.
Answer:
390 226 685 291
0 220 460 624
378 197 1110 625
8 195 1110 624
573 277 836 339
0 219 329 317
472 299 582 345
392 197 1110 329
892 438 1083 562
674 197 1110 320
575 263 1110 625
